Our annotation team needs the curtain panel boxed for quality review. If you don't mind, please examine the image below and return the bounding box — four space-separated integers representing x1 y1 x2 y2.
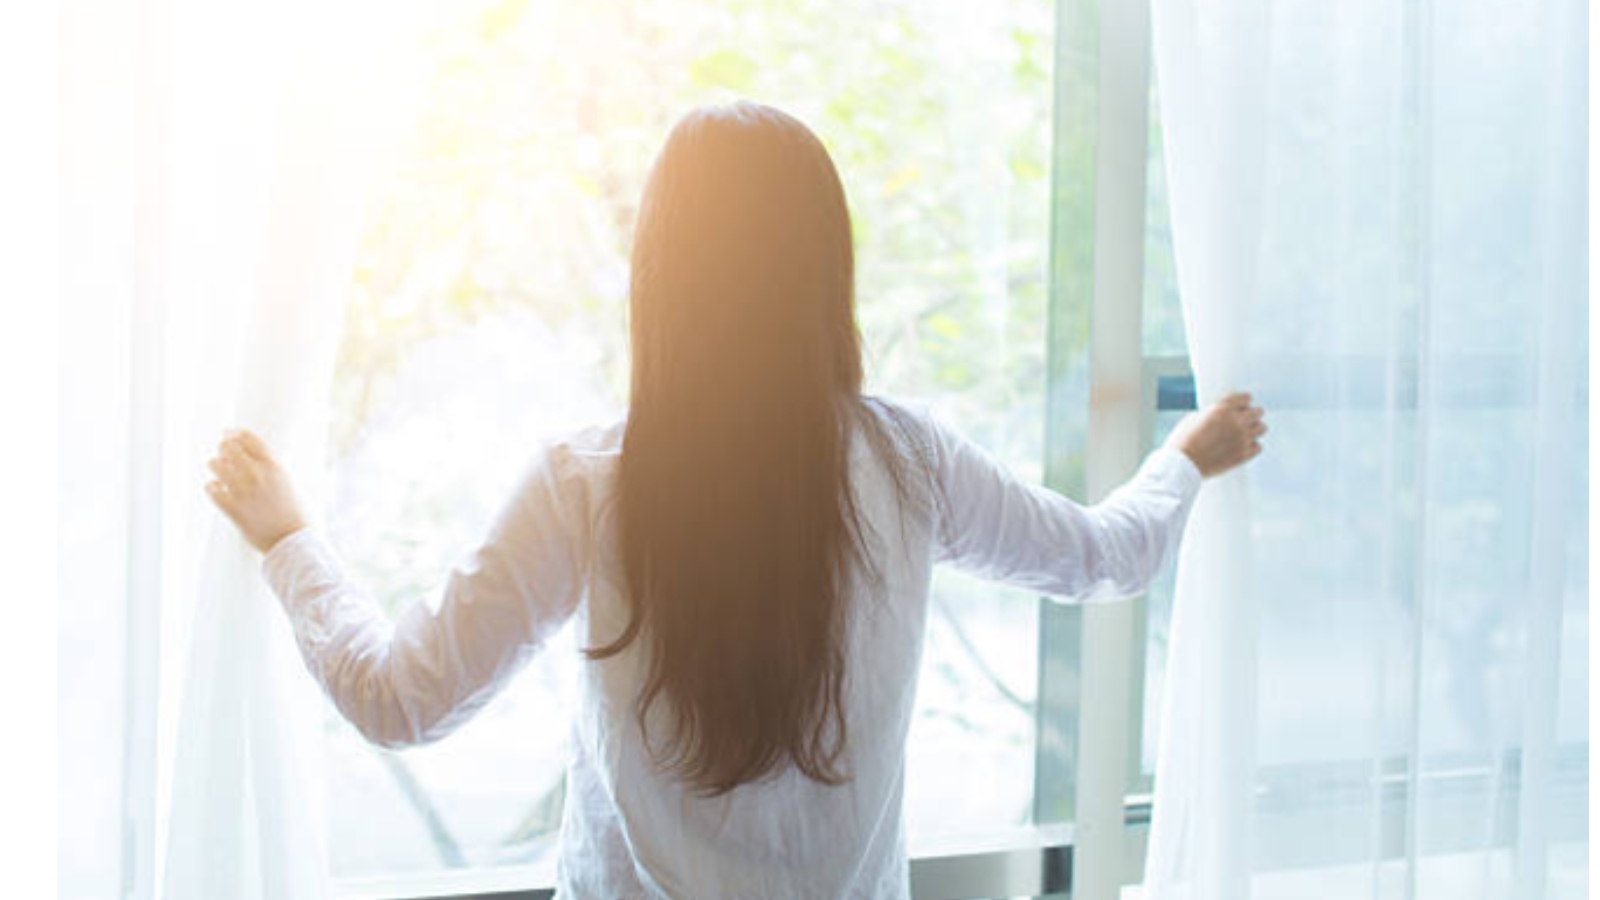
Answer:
60 0 433 896
1144 0 1587 898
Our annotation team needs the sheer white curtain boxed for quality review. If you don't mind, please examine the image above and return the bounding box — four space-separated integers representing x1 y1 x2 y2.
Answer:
1143 0 1587 898
60 0 429 897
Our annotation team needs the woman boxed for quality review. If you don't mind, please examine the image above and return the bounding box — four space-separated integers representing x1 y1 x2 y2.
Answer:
206 101 1264 899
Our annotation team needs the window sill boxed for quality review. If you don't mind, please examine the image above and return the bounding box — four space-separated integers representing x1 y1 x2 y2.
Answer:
335 823 1082 900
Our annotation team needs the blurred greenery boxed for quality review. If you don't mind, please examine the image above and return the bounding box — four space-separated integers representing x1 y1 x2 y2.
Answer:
334 0 1055 465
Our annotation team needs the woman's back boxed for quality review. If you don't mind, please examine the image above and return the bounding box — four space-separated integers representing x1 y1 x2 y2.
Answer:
559 398 938 899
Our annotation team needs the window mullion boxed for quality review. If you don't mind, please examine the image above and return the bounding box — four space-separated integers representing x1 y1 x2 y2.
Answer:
1072 1 1155 899
1035 0 1103 831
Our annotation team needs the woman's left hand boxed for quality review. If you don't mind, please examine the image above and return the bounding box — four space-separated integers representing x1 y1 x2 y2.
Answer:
205 429 308 553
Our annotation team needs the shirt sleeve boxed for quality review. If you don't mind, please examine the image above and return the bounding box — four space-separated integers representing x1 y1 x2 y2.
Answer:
926 414 1202 602
261 445 589 748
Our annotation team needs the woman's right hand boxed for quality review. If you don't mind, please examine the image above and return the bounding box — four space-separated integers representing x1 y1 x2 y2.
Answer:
1165 391 1266 478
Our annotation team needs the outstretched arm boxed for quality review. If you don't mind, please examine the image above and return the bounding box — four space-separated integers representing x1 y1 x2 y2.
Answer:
206 431 585 748
930 393 1264 601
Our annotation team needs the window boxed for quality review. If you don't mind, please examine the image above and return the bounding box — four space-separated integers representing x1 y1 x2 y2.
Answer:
322 0 1059 886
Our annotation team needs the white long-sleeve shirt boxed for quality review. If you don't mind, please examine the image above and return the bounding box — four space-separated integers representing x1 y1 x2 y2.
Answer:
263 397 1202 900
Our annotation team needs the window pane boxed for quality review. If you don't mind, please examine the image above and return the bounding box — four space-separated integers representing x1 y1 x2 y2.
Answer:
1141 80 1185 359
324 0 1055 879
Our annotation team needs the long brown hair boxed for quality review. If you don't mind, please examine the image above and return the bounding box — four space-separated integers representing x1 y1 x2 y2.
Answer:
586 102 903 796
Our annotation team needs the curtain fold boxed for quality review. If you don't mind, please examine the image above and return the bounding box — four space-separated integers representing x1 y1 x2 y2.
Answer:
105 1 434 897
1142 1 1269 896
1144 0 1588 898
